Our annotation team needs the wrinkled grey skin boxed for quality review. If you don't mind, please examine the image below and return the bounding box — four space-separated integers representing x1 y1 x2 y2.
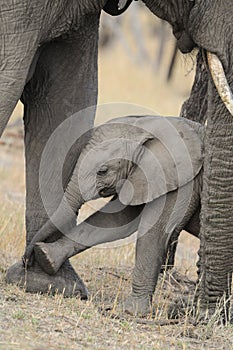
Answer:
141 0 233 319
2 0 132 298
23 115 204 315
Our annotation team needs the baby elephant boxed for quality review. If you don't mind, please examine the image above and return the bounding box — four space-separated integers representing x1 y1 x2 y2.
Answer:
23 115 204 316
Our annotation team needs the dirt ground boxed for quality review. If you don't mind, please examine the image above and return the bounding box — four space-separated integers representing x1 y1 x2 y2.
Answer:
1 7 233 350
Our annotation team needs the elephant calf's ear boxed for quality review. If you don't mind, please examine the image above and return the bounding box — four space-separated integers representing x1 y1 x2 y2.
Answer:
118 118 204 206
103 0 133 16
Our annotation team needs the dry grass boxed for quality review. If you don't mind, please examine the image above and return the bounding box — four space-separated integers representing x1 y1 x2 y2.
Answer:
1 8 233 350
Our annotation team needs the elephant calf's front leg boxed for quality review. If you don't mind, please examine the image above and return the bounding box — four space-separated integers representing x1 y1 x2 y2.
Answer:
32 199 143 274
124 225 168 317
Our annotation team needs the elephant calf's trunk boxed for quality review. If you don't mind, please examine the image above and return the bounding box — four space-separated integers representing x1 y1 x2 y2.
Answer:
23 187 84 265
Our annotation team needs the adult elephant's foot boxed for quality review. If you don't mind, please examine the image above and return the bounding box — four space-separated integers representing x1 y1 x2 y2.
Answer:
124 294 152 317
33 238 87 275
5 259 88 299
167 295 216 324
167 295 193 320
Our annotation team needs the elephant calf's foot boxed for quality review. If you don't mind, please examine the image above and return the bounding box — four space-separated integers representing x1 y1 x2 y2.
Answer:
33 237 87 275
124 294 152 317
6 259 88 299
34 242 69 275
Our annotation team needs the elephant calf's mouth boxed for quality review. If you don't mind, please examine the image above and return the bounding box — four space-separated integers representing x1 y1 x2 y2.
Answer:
98 187 116 197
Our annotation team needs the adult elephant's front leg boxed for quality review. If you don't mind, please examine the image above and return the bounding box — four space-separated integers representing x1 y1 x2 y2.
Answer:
197 80 233 320
6 14 100 298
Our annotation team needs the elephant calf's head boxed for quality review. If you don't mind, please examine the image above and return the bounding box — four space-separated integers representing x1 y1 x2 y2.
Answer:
75 116 204 207
96 157 131 198
75 122 153 202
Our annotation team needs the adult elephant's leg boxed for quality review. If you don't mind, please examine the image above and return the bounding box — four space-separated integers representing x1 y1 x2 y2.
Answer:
197 79 233 319
179 50 233 318
166 53 207 269
6 14 100 298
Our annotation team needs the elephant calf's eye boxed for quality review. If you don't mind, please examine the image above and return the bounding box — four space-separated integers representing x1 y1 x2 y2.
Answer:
97 166 109 176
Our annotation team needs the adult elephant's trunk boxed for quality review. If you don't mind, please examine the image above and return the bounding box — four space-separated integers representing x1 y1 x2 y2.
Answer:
0 2 40 136
197 51 233 317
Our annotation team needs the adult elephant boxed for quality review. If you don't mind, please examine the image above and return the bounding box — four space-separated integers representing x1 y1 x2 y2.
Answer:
140 0 233 319
2 0 133 298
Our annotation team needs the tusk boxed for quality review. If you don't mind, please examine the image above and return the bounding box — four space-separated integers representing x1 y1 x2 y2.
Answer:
118 0 127 11
118 0 128 10
207 52 233 116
